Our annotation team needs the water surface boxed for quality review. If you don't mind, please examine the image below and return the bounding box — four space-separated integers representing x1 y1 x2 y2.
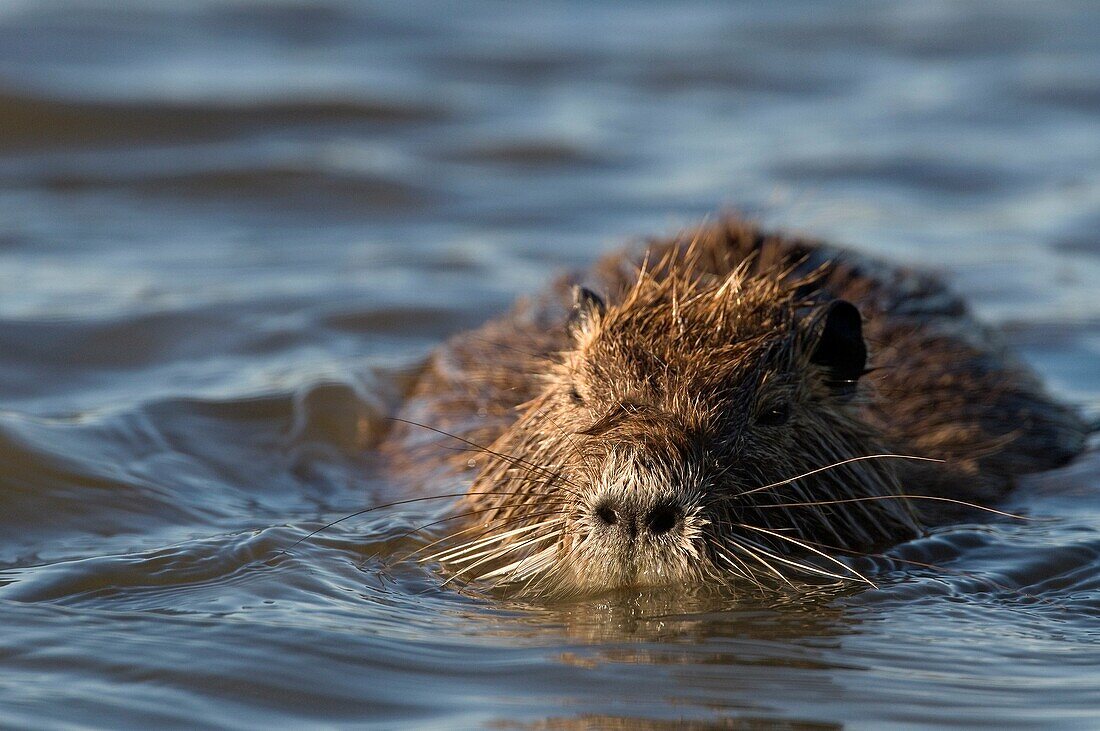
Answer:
1 1 1099 728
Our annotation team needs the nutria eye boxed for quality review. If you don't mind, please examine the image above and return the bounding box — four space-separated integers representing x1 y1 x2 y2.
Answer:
757 402 791 426
569 387 584 404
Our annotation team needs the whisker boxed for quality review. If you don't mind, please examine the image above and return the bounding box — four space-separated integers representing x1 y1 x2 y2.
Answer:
731 454 945 500
280 490 539 554
388 417 586 496
508 527 597 597
736 522 875 586
386 503 571 566
439 528 564 589
733 535 851 584
424 519 567 568
483 533 567 589
479 545 559 582
424 513 568 565
709 544 766 589
754 494 1035 521
433 443 586 503
769 533 1063 608
722 534 796 588
535 533 598 596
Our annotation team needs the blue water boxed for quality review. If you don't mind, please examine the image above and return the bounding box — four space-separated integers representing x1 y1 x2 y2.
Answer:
0 2 1098 728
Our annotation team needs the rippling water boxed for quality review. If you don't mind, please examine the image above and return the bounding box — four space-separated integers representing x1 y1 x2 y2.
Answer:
1 1 1099 728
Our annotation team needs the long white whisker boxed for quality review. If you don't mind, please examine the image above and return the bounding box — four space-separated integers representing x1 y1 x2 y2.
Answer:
479 545 559 582
756 493 1032 520
724 536 796 588
423 515 566 564
737 522 875 586
733 454 944 499
439 529 563 588
388 501 571 565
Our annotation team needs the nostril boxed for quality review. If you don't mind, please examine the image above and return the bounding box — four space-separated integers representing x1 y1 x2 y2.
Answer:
645 503 681 536
595 503 618 527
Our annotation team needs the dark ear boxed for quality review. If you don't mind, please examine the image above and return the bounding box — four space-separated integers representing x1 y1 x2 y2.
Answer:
810 300 866 395
567 286 606 335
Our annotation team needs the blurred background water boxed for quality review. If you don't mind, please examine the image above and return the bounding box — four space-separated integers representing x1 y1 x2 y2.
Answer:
0 1 1099 728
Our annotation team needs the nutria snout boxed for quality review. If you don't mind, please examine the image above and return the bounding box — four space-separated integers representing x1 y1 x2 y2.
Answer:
382 218 1087 597
592 496 682 538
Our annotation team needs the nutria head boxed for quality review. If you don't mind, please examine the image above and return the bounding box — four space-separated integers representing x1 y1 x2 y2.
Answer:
441 249 921 597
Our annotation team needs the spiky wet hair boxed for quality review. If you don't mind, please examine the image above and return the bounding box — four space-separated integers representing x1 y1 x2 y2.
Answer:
382 218 1085 597
430 244 921 596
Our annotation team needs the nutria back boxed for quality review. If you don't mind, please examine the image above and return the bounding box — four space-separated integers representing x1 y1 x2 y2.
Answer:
382 218 1087 596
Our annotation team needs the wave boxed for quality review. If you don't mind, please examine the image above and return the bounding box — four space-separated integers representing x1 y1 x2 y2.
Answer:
0 89 450 151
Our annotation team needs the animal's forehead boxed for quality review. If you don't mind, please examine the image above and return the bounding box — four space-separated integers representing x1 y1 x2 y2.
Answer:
574 272 802 395
591 293 793 364
581 320 791 402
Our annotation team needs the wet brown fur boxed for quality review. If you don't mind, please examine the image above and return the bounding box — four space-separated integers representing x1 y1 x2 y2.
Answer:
381 218 1087 596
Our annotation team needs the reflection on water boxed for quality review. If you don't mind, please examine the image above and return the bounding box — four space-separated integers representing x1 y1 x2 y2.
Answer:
0 1 1099 728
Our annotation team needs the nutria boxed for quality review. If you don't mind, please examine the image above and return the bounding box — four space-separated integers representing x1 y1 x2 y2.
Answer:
380 218 1087 597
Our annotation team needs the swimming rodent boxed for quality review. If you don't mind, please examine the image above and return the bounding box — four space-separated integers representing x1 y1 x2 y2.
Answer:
381 218 1087 596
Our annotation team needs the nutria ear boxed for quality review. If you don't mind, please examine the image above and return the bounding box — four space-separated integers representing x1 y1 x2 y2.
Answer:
810 300 866 395
568 286 606 335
